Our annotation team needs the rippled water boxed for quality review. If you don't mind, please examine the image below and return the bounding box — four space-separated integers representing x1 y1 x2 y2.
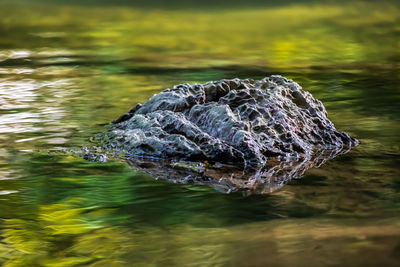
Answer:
0 1 399 266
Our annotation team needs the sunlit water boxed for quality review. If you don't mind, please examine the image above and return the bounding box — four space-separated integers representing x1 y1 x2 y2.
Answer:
0 1 399 266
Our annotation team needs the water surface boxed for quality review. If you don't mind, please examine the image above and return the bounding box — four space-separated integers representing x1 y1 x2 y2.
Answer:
0 1 399 266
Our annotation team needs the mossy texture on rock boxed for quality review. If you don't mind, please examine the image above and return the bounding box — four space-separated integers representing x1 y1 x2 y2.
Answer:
98 75 357 166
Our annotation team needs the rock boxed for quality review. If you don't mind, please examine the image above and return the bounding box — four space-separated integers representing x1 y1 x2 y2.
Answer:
82 147 107 163
96 75 358 167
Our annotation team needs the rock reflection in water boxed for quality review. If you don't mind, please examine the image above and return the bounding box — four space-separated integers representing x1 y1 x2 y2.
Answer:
126 146 351 195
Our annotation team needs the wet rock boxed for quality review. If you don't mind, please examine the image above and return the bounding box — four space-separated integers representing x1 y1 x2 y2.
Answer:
82 147 107 163
96 75 358 167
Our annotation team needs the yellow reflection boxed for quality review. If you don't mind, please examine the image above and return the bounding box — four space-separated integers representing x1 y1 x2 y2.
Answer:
0 2 398 69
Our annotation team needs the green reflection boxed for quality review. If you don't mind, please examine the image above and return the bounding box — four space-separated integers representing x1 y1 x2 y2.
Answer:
0 149 399 265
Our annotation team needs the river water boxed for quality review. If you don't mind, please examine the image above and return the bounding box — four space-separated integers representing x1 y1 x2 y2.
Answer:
0 1 399 266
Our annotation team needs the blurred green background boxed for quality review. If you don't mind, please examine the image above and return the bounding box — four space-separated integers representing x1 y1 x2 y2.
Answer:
0 0 399 266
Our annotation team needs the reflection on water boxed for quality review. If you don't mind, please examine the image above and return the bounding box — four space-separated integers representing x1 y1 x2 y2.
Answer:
125 146 353 194
0 0 399 266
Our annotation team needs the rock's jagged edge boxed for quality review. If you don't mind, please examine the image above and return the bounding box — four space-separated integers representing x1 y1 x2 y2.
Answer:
96 75 358 168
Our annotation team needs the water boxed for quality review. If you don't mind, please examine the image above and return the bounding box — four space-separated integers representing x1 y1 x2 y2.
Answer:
0 1 399 266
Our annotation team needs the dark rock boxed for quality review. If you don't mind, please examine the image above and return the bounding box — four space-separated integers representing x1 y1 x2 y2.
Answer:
81 147 107 163
96 75 357 167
